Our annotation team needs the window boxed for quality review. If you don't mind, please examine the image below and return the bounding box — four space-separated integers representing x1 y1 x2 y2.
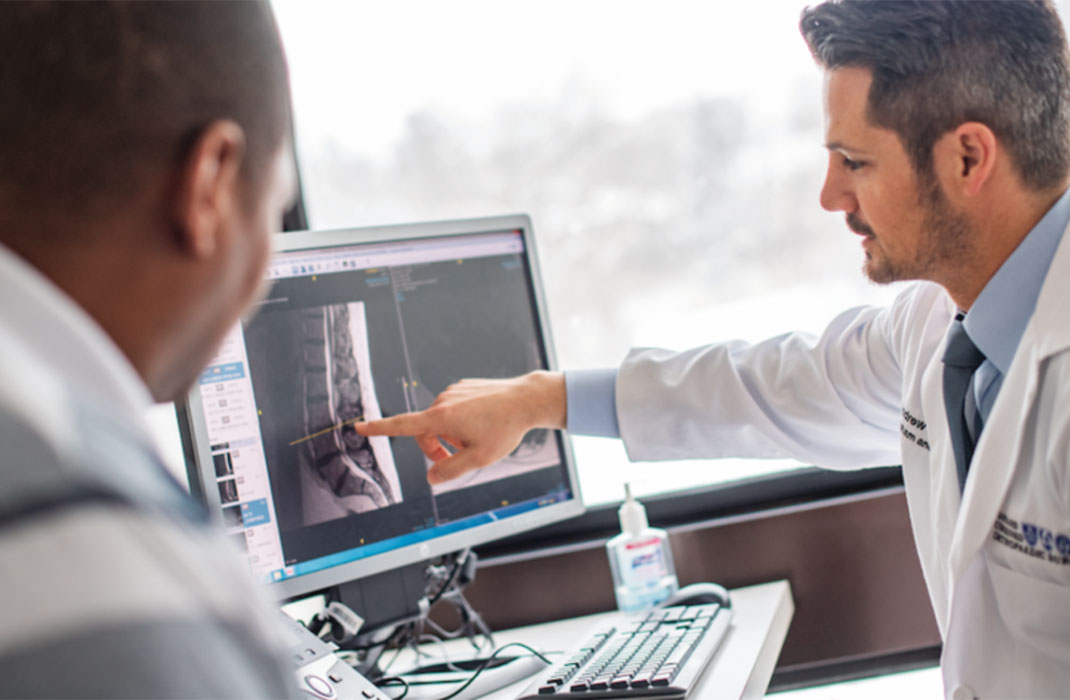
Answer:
270 0 906 505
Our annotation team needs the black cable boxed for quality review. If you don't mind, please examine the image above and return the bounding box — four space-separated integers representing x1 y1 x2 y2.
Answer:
338 636 392 653
375 675 410 699
435 642 552 700
315 550 478 683
333 549 467 655
428 549 470 607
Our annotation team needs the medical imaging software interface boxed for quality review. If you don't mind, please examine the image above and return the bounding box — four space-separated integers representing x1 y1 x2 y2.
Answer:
195 230 572 584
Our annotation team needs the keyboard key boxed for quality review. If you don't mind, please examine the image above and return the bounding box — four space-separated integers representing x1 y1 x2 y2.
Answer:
664 644 690 665
660 608 684 622
631 672 652 688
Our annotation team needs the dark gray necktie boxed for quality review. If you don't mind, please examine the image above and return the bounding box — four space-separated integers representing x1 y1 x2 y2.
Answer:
942 316 986 493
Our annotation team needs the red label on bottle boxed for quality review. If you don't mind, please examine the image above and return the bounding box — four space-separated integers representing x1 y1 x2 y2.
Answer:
624 537 661 550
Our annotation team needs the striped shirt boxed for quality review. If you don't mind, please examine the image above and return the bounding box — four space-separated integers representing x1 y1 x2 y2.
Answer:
0 244 298 699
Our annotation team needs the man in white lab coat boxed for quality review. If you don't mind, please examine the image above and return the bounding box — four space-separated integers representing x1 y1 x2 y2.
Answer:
360 1 1070 697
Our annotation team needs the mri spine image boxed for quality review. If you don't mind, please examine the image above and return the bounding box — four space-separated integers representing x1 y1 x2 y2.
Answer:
299 304 398 508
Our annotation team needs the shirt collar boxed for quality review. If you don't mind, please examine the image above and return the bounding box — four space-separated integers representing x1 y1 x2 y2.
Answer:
964 187 1070 373
0 243 155 434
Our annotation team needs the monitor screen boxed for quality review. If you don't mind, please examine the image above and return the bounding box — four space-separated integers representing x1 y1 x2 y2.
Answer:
179 215 584 601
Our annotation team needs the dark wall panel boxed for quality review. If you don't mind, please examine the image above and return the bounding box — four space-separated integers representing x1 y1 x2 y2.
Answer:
463 490 940 671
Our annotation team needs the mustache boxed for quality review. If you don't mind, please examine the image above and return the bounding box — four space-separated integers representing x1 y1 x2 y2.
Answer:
846 214 875 237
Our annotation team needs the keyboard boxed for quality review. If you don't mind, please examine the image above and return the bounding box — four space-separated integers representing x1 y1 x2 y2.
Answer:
516 602 732 699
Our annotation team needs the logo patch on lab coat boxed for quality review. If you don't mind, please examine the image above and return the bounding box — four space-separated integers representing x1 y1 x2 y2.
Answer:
993 512 1070 565
900 408 930 451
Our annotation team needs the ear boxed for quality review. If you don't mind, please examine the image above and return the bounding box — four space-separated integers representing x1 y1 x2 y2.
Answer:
938 122 998 198
173 120 247 258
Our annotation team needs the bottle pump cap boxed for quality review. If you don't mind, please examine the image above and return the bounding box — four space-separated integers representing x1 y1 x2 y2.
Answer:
618 483 649 536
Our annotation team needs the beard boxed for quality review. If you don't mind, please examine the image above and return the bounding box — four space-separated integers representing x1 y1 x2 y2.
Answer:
851 177 973 285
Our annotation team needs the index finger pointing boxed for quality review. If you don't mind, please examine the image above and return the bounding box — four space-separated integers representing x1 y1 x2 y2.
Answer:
356 412 431 437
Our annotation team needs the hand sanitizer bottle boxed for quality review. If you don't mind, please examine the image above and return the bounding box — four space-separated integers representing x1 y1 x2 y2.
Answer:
606 484 678 613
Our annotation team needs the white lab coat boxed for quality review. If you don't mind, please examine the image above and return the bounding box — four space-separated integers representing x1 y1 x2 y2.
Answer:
615 223 1070 699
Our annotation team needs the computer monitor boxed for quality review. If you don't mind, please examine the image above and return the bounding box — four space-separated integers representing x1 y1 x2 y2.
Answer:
178 214 583 625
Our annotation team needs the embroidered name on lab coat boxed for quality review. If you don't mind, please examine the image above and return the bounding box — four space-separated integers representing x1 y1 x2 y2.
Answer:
993 512 1070 565
900 408 930 451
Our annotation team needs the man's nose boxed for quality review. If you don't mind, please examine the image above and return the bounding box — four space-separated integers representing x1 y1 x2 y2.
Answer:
819 159 856 213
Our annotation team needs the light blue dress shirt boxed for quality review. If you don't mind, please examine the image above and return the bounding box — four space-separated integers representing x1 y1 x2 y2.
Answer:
961 186 1070 433
565 366 621 437
565 187 1070 439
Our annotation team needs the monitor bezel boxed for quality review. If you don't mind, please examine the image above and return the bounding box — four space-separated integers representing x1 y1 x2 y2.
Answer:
180 213 585 601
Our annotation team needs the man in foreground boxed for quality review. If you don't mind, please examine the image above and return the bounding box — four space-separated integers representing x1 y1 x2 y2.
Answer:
360 1 1070 696
0 2 299 696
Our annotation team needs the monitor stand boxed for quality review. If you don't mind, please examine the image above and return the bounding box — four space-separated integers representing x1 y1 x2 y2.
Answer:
329 553 547 697
335 562 428 639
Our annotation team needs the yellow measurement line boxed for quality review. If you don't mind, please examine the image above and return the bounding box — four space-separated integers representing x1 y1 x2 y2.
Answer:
289 415 365 446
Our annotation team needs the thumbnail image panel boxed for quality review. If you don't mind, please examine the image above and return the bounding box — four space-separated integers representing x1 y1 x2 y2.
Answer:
245 301 402 528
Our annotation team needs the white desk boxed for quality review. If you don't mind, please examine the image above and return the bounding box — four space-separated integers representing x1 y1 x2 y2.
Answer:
400 580 793 699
